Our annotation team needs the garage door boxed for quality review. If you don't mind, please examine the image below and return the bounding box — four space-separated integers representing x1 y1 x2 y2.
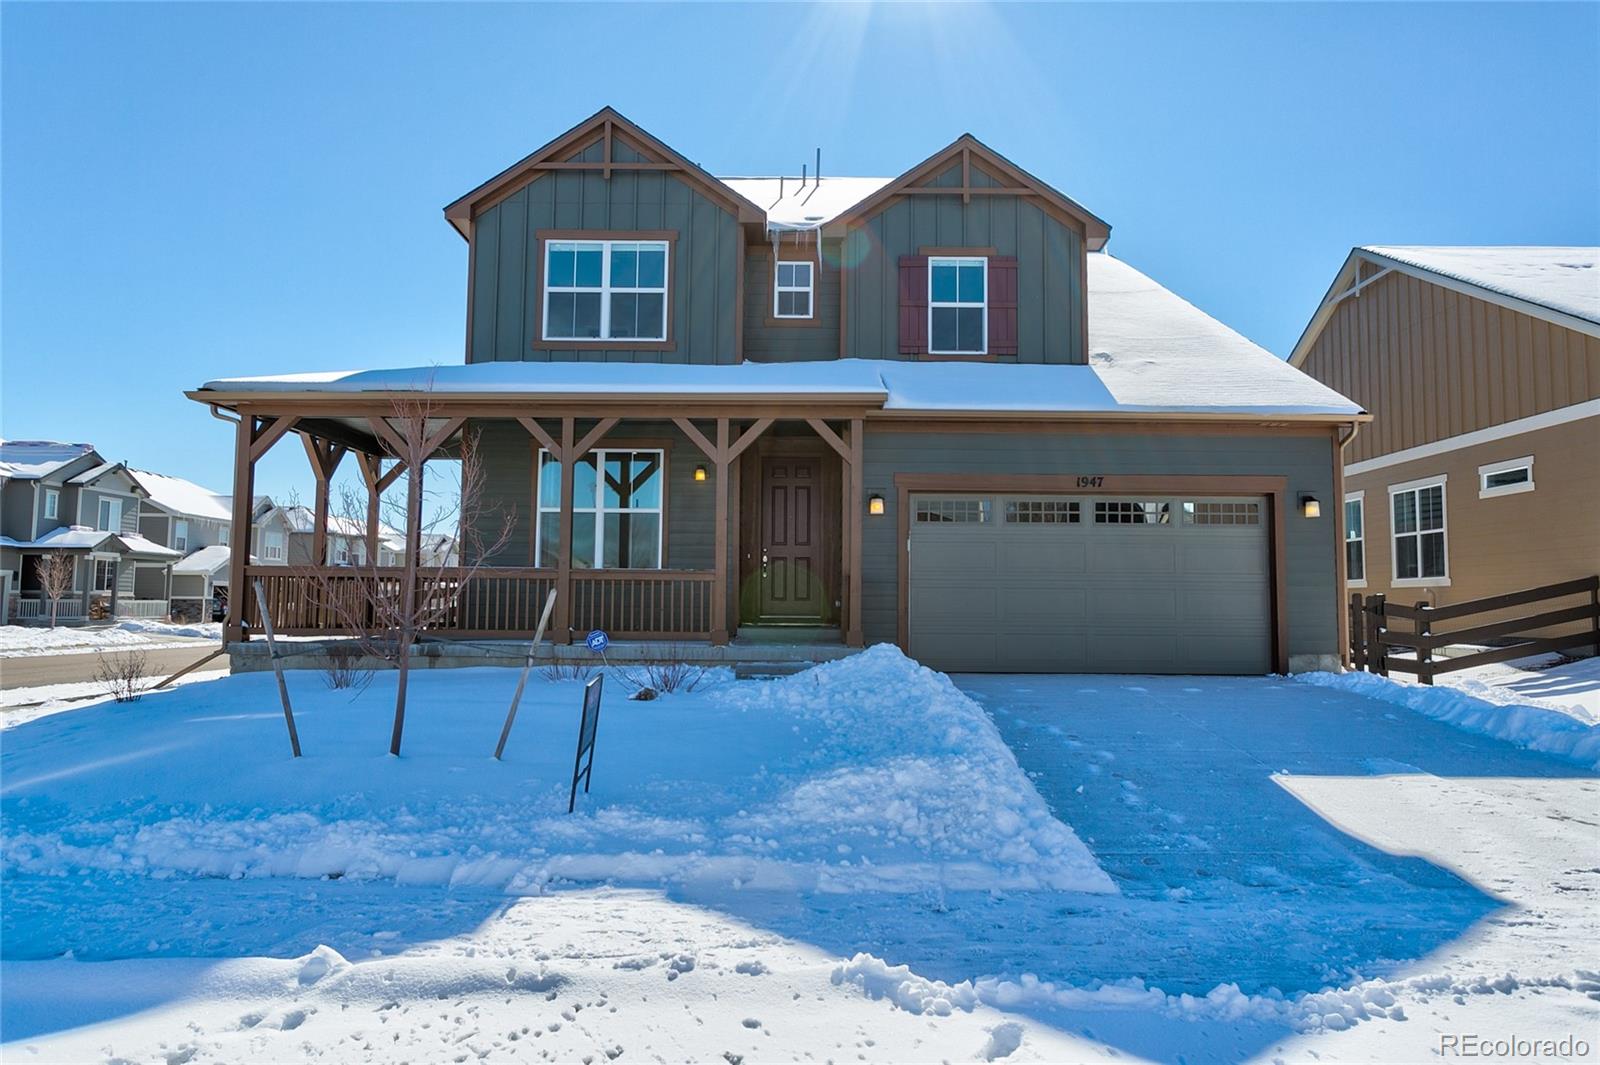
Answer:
909 494 1271 674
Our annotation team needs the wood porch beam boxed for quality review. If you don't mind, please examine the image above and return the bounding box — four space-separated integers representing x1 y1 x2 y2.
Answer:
516 416 562 459
301 434 348 566
573 416 620 459
225 413 256 642
554 417 576 645
672 417 724 464
806 417 852 463
422 416 467 457
367 416 409 459
249 415 299 462
711 418 730 646
355 452 389 563
846 417 864 647
725 417 774 462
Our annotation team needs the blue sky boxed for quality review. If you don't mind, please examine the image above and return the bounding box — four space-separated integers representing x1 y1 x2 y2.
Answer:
3 2 1595 503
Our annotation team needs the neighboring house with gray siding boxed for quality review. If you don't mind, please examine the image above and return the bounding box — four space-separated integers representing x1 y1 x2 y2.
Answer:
189 107 1366 673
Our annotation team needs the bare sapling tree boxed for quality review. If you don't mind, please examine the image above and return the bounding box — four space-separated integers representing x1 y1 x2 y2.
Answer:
36 552 76 628
289 391 515 756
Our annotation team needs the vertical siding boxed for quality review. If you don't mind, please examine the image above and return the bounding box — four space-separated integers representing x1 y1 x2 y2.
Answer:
842 183 1085 363
742 243 842 361
859 431 1340 659
1301 270 1600 464
468 171 740 365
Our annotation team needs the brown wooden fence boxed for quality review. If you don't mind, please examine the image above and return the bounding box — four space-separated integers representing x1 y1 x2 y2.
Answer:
1349 576 1600 684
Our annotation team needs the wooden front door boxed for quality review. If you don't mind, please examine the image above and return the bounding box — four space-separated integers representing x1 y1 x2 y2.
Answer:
759 457 825 620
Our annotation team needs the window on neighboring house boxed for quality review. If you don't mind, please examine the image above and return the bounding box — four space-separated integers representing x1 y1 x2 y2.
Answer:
773 260 813 319
174 519 189 552
543 239 668 342
929 257 987 355
1478 457 1534 498
219 525 230 546
92 558 116 592
535 448 664 568
334 538 351 565
1391 480 1447 582
44 489 59 520
261 529 284 561
96 498 121 532
1344 495 1365 584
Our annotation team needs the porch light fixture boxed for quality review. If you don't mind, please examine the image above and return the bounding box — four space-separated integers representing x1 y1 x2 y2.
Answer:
1300 495 1321 519
868 494 885 516
694 464 707 482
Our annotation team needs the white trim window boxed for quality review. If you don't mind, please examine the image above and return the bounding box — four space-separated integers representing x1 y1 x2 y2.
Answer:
536 448 664 569
543 239 668 341
43 489 59 520
1390 477 1448 584
260 528 285 561
92 558 116 592
1344 492 1366 586
174 519 189 552
773 260 813 319
1478 456 1535 498
96 497 121 532
929 256 987 355
219 524 230 546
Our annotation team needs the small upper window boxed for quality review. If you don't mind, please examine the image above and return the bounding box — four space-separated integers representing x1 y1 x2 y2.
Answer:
174 519 189 552
543 239 668 342
1478 457 1534 498
929 257 987 355
96 497 121 532
219 524 230 546
773 260 813 319
43 489 58 520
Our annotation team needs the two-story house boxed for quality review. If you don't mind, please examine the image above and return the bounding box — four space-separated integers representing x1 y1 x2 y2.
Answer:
128 469 248 622
189 108 1365 674
1292 246 1599 626
0 440 180 622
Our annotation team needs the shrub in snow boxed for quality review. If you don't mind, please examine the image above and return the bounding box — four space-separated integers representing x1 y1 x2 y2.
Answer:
94 650 150 703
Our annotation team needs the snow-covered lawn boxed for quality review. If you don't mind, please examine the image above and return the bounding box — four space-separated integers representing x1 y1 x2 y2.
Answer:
0 619 221 658
3 653 1596 1062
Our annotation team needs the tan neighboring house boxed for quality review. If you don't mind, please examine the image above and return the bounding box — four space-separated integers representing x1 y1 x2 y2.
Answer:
1291 246 1599 618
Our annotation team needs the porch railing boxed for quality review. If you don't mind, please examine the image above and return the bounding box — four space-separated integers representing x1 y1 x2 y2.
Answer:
9 596 87 620
115 599 170 619
241 565 715 641
1350 576 1600 684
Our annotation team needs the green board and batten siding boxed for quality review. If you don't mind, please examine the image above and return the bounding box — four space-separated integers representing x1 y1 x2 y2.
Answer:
859 432 1340 662
468 148 741 365
742 244 843 363
842 163 1087 364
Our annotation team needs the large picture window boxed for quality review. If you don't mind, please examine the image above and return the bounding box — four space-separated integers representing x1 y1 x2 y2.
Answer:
542 239 668 342
1390 479 1447 583
536 449 664 569
929 256 987 355
92 558 116 592
1344 494 1365 585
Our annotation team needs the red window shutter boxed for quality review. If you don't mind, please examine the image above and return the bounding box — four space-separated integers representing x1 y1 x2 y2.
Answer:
898 255 929 355
988 256 1018 356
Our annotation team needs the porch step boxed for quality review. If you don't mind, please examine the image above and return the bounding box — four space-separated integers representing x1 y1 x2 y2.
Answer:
732 661 821 680
734 625 842 645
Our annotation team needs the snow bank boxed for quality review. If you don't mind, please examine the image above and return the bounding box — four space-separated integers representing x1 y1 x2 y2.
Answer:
115 618 223 640
1295 667 1600 770
2 646 1111 897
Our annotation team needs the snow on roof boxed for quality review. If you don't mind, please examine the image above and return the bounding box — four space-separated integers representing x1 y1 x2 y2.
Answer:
173 544 232 575
280 505 371 538
67 462 131 487
130 469 232 521
1363 246 1600 327
194 254 1360 418
0 440 96 481
0 525 177 557
719 176 893 229
118 533 182 559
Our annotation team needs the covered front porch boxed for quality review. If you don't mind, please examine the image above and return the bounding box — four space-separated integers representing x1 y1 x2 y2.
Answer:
192 367 887 649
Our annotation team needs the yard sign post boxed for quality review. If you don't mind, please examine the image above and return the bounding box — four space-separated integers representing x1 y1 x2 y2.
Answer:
493 589 559 760
252 578 302 758
567 674 604 813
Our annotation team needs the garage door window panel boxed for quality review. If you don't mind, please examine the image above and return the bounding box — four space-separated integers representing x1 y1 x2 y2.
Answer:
915 498 990 523
1181 501 1260 525
1005 499 1080 524
1095 500 1171 525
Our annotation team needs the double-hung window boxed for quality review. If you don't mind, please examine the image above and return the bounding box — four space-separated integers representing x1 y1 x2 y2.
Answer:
174 519 189 552
219 524 230 546
773 260 813 319
543 239 668 342
1390 479 1447 583
1344 494 1365 585
261 528 284 561
43 489 59 520
536 448 664 569
92 558 116 592
929 257 987 355
96 498 121 532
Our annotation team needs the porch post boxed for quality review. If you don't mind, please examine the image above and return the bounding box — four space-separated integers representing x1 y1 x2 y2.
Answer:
225 413 255 642
302 434 348 566
711 418 730 646
356 452 382 564
555 417 576 644
846 417 864 647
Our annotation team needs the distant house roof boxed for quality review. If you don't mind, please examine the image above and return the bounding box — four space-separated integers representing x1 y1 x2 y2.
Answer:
280 505 373 539
67 461 142 491
0 440 96 481
173 544 234 576
0 525 180 558
130 469 232 521
190 254 1362 421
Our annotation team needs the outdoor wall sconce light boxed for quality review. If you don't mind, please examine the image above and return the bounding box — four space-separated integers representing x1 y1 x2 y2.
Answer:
694 465 707 482
1300 495 1321 518
868 494 885 516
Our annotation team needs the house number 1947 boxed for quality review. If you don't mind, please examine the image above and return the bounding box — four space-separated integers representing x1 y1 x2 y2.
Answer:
1075 476 1105 488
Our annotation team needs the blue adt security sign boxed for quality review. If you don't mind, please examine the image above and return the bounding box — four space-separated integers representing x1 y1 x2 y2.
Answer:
585 629 610 653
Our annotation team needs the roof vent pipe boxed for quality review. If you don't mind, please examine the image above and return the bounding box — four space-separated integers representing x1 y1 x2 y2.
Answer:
801 163 807 189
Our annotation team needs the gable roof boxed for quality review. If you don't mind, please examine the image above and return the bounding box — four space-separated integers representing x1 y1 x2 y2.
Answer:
173 544 234 576
819 134 1111 248
129 469 232 521
720 176 895 230
443 107 767 238
67 461 144 494
0 440 96 481
1290 245 1600 367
